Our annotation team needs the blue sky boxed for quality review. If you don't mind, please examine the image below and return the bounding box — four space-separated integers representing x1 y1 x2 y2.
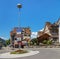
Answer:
0 0 60 39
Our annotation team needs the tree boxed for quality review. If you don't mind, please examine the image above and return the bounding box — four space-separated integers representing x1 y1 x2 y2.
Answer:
6 39 10 45
31 38 38 45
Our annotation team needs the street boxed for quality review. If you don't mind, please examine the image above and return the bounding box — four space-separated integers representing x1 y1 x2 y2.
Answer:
0 47 60 59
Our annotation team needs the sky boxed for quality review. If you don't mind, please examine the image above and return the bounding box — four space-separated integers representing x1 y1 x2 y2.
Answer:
0 0 60 39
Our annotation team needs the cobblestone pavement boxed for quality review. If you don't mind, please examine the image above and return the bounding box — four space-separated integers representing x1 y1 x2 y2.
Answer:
0 47 60 59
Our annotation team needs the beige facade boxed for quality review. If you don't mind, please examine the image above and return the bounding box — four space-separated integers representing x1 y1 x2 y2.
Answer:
10 27 31 47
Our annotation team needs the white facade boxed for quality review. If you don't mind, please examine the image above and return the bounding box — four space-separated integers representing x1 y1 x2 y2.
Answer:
59 24 60 43
44 26 51 36
56 19 60 43
23 36 30 39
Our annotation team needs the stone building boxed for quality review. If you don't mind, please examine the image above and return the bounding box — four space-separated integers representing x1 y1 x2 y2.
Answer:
10 27 31 47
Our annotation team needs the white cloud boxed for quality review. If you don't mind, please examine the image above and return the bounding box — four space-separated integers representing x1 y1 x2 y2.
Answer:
0 36 7 40
39 28 44 31
31 32 37 39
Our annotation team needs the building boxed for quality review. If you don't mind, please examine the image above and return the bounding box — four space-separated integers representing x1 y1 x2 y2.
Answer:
10 27 31 47
37 31 44 37
37 19 59 43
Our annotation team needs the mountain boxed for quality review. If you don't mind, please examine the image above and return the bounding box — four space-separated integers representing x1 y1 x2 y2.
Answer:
0 37 6 46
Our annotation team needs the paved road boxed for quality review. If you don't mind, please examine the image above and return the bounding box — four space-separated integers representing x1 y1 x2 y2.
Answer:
0 47 14 54
0 48 60 59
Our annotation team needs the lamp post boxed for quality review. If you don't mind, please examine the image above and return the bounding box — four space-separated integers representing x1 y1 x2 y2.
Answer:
17 4 22 49
17 3 22 27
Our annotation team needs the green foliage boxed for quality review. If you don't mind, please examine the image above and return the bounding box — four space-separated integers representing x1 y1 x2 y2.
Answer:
34 43 37 46
42 40 52 45
47 40 52 45
6 39 10 45
10 51 16 54
10 50 28 54
30 42 33 45
43 40 47 44
31 38 38 45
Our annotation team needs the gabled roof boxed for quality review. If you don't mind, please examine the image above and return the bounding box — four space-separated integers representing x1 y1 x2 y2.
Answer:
55 18 60 25
37 33 51 42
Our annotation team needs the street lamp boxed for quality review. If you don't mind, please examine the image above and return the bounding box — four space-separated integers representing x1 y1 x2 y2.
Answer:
17 3 22 27
17 3 22 49
17 4 22 8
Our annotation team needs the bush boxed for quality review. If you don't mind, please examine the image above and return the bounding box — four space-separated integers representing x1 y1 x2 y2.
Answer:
10 51 17 54
43 40 47 44
42 40 52 45
47 40 52 45
30 42 33 45
34 43 37 46
10 50 28 54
